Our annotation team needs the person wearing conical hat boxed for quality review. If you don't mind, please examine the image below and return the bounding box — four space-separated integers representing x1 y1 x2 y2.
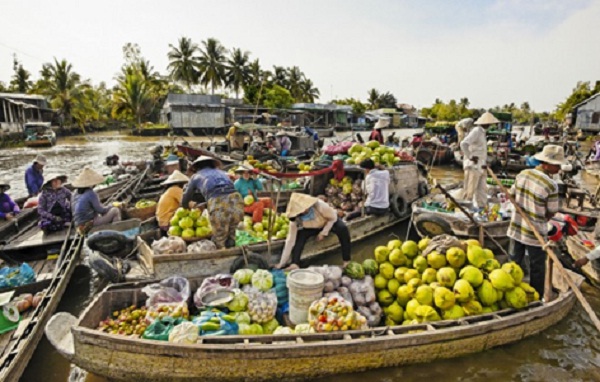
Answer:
369 119 388 144
72 167 121 234
275 131 292 156
37 174 71 233
234 165 273 224
275 192 351 270
507 144 566 297
0 181 20 221
181 156 244 249
156 170 189 233
460 111 499 208
24 154 47 197
226 122 245 151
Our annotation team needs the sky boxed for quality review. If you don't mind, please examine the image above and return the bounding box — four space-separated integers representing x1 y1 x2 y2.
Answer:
1 0 599 112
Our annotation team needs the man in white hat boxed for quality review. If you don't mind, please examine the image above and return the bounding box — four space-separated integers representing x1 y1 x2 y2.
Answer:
455 118 473 145
156 170 189 233
226 122 245 151
24 154 47 197
460 112 499 208
507 144 566 298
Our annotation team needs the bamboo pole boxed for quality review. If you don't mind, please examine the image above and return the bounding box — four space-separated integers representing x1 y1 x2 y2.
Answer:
487 168 600 333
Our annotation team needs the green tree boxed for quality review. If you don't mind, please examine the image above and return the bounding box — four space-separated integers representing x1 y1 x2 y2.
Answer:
167 37 200 92
9 56 32 93
112 70 152 124
0 82 7 92
333 98 367 115
286 66 304 100
36 58 82 127
367 88 380 109
263 85 294 110
299 78 319 103
225 48 251 99
198 38 227 94
378 91 397 108
555 81 599 121
271 66 287 88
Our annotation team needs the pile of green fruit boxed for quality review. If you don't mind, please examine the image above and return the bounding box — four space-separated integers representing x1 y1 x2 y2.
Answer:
168 208 212 239
345 141 404 167
135 199 157 209
370 237 539 326
97 305 150 337
240 208 290 241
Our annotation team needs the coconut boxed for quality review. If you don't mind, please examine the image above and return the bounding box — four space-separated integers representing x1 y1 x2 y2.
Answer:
421 268 438 284
477 280 497 307
501 262 525 285
505 287 528 309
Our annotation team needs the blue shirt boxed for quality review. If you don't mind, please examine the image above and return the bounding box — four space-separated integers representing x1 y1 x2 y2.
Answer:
25 164 44 196
234 178 263 199
304 127 319 141
182 168 236 207
72 189 109 226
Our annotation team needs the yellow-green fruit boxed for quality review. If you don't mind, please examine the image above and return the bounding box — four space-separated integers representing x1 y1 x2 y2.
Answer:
489 269 515 291
374 246 390 263
477 280 497 307
519 282 539 303
446 247 466 268
441 304 465 320
482 258 501 273
384 316 396 326
413 256 428 273
379 262 395 280
388 239 402 250
421 268 437 284
415 285 434 306
414 305 441 322
483 248 495 261
481 307 494 314
374 274 388 289
405 299 421 320
394 267 409 283
429 282 440 289
466 245 487 268
418 237 431 251
434 287 456 310
436 267 457 288
377 289 395 306
463 239 481 247
461 300 483 316
505 287 528 309
401 241 419 258
459 265 484 287
501 262 525 285
396 285 414 307
407 278 422 290
387 278 401 295
404 269 420 284
386 301 404 322
453 279 475 303
389 248 408 266
427 251 447 269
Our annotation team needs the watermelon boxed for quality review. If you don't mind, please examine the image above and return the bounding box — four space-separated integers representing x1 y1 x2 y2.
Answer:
362 259 378 276
344 261 365 280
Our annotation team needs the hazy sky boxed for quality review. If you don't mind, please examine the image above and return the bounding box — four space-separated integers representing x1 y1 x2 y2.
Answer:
1 0 599 112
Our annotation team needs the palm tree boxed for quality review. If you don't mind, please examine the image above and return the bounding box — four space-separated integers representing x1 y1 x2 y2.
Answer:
37 58 82 126
299 78 319 103
10 61 32 93
272 66 287 88
225 48 251 99
167 37 200 92
198 38 227 94
248 59 262 85
286 66 304 101
112 70 152 124
367 88 380 109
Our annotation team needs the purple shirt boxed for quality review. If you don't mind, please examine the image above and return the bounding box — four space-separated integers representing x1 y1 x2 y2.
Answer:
38 187 72 227
0 193 20 219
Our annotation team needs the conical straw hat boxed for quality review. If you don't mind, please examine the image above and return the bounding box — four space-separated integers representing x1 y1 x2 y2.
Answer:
72 167 105 188
161 170 189 186
286 193 320 218
43 173 67 188
475 112 500 126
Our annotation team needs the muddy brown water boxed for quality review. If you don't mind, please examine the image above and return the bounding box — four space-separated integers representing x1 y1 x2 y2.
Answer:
1 132 597 382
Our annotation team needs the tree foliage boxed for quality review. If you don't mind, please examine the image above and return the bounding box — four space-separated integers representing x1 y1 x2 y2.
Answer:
263 85 294 110
555 81 600 121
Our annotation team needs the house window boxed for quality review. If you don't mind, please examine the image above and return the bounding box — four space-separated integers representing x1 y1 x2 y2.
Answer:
592 112 600 124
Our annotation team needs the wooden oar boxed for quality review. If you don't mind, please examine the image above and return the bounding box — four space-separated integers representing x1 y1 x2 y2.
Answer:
433 181 509 258
488 168 600 333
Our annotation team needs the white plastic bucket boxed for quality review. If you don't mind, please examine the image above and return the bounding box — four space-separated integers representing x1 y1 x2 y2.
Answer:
287 269 324 325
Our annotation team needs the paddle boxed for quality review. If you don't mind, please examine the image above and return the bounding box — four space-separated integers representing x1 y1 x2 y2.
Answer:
488 168 600 333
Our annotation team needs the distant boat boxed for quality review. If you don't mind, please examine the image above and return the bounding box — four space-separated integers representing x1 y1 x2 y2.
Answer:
24 122 56 148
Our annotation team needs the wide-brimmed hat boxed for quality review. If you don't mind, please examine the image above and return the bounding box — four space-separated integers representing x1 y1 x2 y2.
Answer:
233 122 241 128
266 133 275 138
0 180 10 191
43 173 67 188
72 167 105 188
191 155 220 168
253 136 264 143
374 118 390 129
161 170 189 186
475 112 500 126
287 193 319 218
164 154 180 165
276 130 288 137
234 165 254 173
534 145 568 165
34 154 47 166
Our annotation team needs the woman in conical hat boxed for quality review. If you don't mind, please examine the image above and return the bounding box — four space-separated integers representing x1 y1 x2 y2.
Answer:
157 170 189 233
0 180 20 221
72 167 121 234
275 192 351 270
38 174 71 233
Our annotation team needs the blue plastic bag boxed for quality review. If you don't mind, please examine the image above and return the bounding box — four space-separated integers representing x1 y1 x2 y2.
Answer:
0 263 36 290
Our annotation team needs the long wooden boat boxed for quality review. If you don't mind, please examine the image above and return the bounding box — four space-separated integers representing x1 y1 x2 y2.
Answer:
176 144 240 166
45 269 582 382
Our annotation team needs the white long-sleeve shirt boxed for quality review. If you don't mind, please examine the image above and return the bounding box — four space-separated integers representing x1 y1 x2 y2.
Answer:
586 245 600 261
460 126 487 171
365 169 390 209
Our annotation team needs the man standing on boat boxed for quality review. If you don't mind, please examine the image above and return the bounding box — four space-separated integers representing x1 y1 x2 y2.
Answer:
369 119 387 144
455 118 473 145
226 122 245 152
460 112 499 208
24 154 46 197
507 145 566 297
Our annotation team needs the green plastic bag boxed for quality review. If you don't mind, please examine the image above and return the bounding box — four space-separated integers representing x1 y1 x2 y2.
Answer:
142 316 184 341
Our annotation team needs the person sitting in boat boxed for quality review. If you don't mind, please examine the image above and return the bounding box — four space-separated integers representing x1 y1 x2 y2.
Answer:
275 131 292 157
411 132 424 146
182 156 244 249
164 154 181 175
345 159 390 220
38 174 71 234
385 132 397 147
400 138 414 156
369 119 387 144
248 136 268 158
274 193 351 270
72 167 122 234
24 154 46 197
234 165 273 223
157 170 189 234
0 181 20 221
226 122 245 152
266 133 280 154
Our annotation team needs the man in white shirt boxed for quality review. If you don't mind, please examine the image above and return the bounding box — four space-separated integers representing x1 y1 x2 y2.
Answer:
574 245 600 268
361 158 390 215
460 112 499 208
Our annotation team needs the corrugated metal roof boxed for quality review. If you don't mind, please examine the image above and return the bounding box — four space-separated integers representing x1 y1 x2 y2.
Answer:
0 92 47 101
573 92 600 110
165 93 222 106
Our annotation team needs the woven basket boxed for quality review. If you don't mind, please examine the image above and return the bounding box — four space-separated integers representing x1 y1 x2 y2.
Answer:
125 204 157 220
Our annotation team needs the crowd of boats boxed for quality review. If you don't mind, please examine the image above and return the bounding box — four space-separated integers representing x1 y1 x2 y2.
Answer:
0 119 599 381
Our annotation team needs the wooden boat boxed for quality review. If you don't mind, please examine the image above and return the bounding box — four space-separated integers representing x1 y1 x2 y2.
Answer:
412 141 454 165
176 144 239 166
45 268 582 382
23 122 56 148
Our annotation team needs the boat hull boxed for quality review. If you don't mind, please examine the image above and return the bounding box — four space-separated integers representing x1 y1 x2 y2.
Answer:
24 138 55 148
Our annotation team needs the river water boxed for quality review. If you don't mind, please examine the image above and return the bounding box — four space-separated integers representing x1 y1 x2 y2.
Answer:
2 130 598 382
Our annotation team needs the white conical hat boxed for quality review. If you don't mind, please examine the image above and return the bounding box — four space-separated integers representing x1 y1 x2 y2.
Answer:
72 167 105 188
286 193 319 218
161 170 189 186
475 112 500 126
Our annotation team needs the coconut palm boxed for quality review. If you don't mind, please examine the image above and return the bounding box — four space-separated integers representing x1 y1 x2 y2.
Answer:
271 66 287 88
248 59 262 85
286 66 304 101
37 58 82 126
367 88 380 109
112 70 153 124
167 37 200 92
198 38 227 94
225 48 251 99
299 78 320 103
10 60 32 93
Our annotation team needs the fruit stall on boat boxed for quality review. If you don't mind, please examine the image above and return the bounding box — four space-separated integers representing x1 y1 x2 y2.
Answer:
23 122 56 148
45 234 584 382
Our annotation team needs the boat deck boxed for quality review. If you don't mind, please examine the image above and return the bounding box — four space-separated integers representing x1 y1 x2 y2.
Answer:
2 226 73 257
